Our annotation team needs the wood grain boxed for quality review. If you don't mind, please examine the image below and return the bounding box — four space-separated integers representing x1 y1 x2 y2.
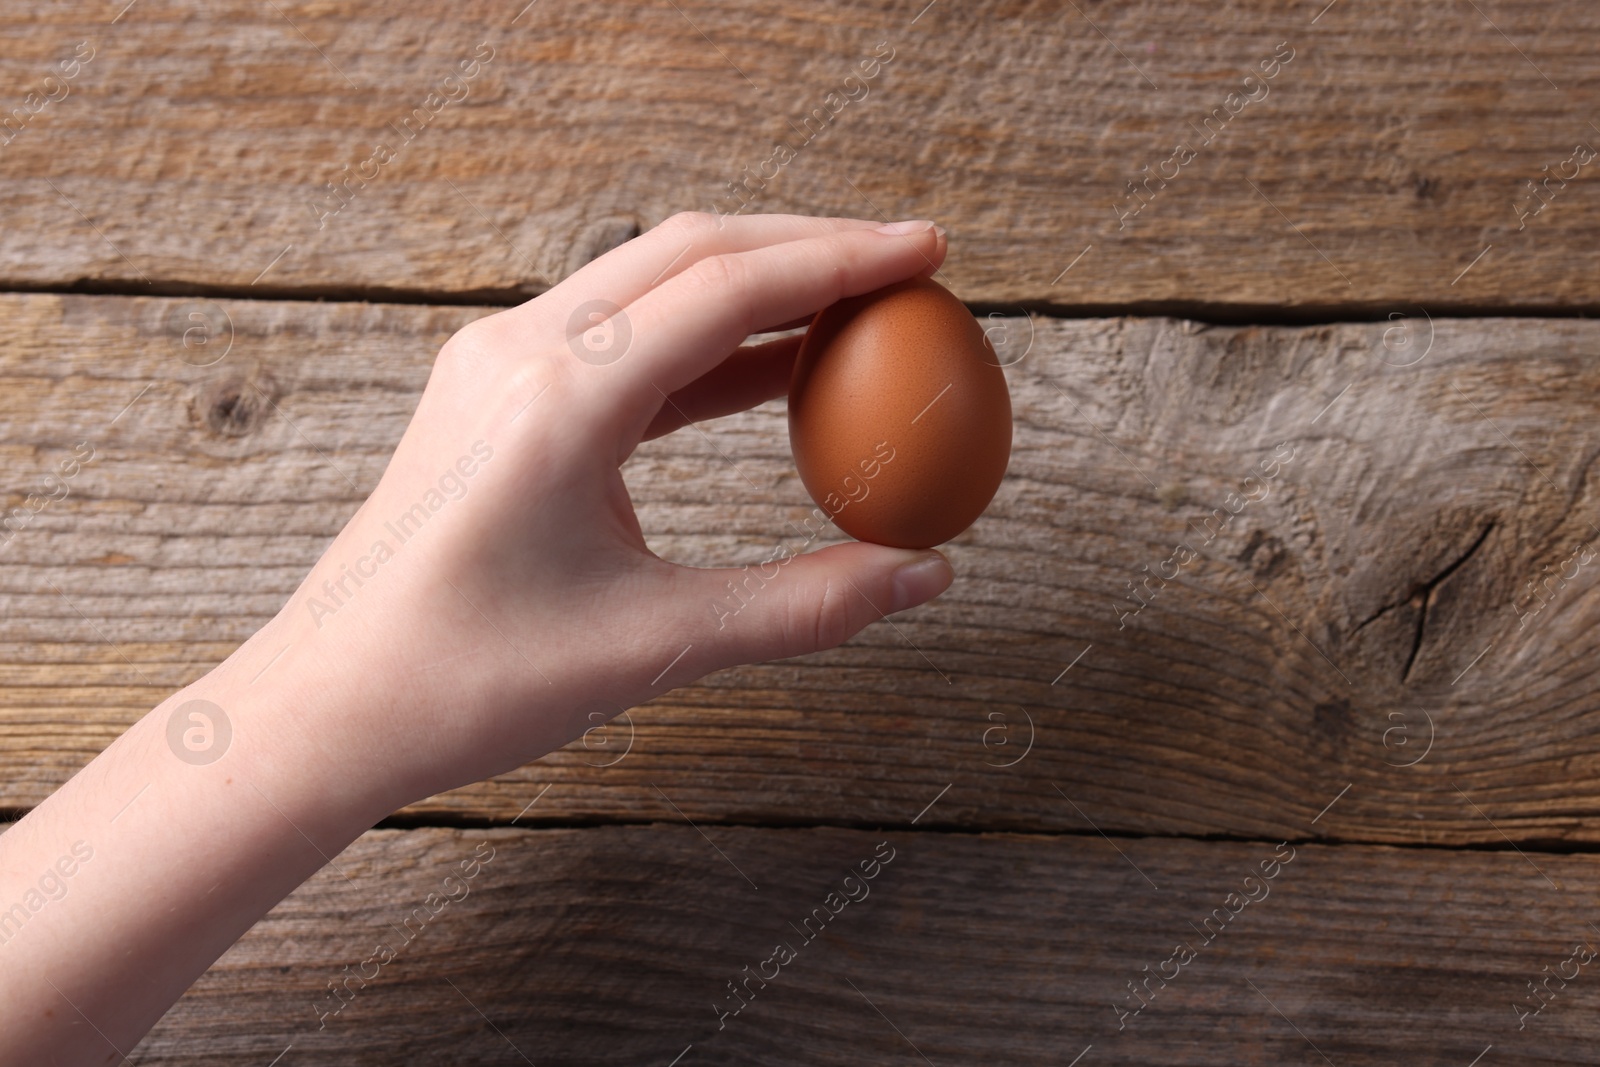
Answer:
4 292 1600 844
0 1 1598 310
70 822 1596 1065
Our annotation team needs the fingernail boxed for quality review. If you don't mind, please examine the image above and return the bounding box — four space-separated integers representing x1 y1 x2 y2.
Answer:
875 219 937 236
889 552 953 613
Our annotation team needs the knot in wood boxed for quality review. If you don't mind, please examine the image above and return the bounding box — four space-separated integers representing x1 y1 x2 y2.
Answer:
197 374 269 437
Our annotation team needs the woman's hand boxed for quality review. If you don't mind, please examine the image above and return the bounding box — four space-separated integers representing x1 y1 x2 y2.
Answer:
244 211 956 813
0 212 955 1065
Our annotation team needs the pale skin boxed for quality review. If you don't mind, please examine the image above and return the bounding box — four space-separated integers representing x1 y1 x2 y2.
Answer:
0 213 955 1063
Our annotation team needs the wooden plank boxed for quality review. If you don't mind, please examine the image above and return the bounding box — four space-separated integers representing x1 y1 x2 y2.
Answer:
6 292 1600 842
0 1 1598 309
69 823 1594 1064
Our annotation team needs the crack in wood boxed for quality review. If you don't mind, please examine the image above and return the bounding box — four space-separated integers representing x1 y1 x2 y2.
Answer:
1351 522 1496 683
1404 522 1496 683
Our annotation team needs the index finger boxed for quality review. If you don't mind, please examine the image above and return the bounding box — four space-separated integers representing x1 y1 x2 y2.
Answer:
593 220 948 441
494 213 891 339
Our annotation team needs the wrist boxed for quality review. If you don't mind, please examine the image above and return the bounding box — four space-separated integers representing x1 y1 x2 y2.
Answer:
178 612 421 836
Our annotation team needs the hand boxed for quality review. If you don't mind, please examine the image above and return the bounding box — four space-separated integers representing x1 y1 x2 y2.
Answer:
249 212 956 813
0 213 959 1064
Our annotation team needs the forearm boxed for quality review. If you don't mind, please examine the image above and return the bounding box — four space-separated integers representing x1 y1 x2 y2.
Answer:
0 615 399 1063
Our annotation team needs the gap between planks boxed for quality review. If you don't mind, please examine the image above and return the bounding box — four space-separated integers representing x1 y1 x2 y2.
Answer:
0 807 1581 859
5 280 1600 326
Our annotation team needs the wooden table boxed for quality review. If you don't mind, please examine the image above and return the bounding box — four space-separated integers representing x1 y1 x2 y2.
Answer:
4 1 1599 1062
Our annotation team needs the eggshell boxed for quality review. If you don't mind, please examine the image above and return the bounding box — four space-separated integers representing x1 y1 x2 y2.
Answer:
787 276 1013 549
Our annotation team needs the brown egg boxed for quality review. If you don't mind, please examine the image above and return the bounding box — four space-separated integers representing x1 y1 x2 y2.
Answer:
787 275 1013 549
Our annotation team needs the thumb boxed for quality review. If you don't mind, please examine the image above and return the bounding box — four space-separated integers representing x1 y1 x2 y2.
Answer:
697 541 953 666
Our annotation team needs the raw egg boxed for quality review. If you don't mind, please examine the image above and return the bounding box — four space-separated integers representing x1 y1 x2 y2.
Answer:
787 275 1013 549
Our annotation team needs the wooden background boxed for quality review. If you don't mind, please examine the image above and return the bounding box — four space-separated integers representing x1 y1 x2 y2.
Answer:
3 0 1600 1062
